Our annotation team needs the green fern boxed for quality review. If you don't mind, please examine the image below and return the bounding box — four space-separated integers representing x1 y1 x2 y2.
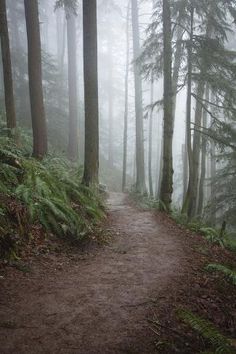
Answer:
206 263 236 285
177 309 234 354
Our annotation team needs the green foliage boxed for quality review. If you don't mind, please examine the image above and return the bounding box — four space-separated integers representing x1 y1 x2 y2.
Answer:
0 139 104 260
177 309 235 354
206 263 236 285
172 209 233 249
16 157 104 240
199 227 225 248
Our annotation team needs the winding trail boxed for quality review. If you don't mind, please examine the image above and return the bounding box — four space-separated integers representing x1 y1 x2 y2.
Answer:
0 193 188 353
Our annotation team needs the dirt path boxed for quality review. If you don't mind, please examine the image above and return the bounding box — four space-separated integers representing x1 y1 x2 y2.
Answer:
0 193 189 353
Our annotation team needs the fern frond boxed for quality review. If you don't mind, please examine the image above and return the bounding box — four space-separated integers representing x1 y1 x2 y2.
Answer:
206 263 236 285
177 309 234 354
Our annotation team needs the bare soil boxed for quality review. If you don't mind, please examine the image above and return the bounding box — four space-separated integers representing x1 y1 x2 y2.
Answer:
0 193 235 353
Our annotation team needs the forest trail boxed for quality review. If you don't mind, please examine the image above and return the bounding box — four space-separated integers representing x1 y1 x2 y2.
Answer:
0 193 188 353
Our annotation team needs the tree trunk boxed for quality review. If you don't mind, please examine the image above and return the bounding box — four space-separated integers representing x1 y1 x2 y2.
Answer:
210 92 216 225
160 0 173 211
0 0 16 131
66 10 78 161
197 85 209 216
122 3 130 192
184 13 212 218
24 0 47 158
82 0 99 186
131 0 146 194
182 7 194 215
182 143 188 202
108 32 114 168
172 19 184 121
148 78 154 197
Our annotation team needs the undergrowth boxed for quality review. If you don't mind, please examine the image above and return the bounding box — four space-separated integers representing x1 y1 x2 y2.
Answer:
0 138 104 260
130 191 235 251
172 210 236 252
177 309 235 353
206 263 236 285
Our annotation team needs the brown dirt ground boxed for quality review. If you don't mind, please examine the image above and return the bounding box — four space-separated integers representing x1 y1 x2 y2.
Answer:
0 193 235 354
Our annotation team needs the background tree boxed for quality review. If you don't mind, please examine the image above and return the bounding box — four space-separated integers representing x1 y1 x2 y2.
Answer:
131 0 146 194
66 6 79 161
160 0 174 210
122 2 130 192
0 0 16 132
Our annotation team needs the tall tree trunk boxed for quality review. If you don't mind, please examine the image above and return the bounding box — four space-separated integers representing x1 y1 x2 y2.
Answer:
108 32 114 168
172 19 184 120
148 77 154 197
184 10 213 218
0 0 16 131
131 0 146 194
156 136 163 199
66 10 78 161
122 3 130 192
182 143 188 201
210 92 216 225
182 6 194 214
24 0 47 158
160 0 173 211
197 85 209 216
82 0 99 186
56 8 62 66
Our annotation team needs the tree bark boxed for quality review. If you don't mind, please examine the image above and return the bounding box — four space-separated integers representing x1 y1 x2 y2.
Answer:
122 3 130 192
0 0 16 131
197 85 209 216
82 0 99 186
131 0 146 194
160 0 173 211
172 19 184 121
24 0 47 158
108 31 114 168
210 91 216 225
66 10 78 161
148 78 154 197
182 7 194 215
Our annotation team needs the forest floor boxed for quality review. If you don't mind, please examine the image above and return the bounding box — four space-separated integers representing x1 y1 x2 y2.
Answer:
0 193 235 354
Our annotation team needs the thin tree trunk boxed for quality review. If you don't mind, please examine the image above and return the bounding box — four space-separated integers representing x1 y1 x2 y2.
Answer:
182 143 188 201
131 0 146 194
66 10 78 161
157 137 163 199
182 6 194 214
197 85 209 216
61 15 66 69
148 77 154 197
184 12 212 218
210 92 216 225
56 8 62 66
172 20 184 120
82 0 99 186
24 0 47 158
122 3 130 192
160 0 173 211
0 0 16 131
108 32 114 168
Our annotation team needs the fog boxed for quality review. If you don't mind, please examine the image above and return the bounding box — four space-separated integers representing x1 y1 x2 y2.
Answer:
1 0 236 230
